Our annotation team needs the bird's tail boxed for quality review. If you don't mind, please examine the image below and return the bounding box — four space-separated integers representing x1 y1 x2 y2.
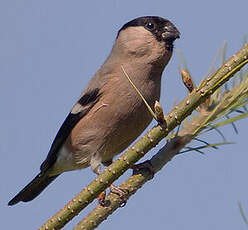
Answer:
8 173 59 206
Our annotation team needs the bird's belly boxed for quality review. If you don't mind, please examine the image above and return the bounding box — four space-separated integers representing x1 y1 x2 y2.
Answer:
48 145 89 176
68 82 159 171
100 104 153 162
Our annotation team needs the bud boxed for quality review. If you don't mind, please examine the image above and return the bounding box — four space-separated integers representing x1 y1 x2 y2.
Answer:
181 69 194 92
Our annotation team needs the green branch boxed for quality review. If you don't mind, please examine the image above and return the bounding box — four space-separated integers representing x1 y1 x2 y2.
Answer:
74 136 190 230
39 43 248 230
75 45 248 228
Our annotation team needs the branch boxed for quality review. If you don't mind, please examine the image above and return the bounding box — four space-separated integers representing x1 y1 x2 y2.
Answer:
72 101 224 229
39 43 248 230
73 135 190 229
75 45 248 228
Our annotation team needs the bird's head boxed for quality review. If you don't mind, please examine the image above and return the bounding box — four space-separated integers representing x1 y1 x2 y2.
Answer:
114 16 180 66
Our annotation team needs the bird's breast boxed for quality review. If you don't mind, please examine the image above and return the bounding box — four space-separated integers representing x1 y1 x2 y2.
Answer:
69 73 161 166
94 76 161 161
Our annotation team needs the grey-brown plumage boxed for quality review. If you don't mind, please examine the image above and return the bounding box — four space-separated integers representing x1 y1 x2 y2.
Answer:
8 16 180 206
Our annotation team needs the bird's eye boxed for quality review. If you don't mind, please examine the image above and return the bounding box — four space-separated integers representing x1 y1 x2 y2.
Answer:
146 22 155 30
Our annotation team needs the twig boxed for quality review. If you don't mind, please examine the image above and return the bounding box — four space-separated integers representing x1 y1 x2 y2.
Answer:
39 43 248 230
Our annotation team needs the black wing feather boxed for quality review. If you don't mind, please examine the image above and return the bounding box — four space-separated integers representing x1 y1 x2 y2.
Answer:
40 88 101 172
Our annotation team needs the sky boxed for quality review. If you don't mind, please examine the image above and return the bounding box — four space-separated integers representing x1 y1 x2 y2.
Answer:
1 0 248 229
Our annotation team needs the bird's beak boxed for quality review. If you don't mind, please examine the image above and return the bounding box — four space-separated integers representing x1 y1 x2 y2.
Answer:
162 24 180 42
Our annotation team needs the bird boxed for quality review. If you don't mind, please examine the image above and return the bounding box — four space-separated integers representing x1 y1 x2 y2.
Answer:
8 16 180 206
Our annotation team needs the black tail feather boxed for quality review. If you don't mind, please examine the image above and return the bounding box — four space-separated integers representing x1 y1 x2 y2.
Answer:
8 173 59 206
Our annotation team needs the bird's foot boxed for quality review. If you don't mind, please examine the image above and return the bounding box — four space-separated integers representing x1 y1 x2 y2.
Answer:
98 190 106 206
132 160 155 179
110 184 129 207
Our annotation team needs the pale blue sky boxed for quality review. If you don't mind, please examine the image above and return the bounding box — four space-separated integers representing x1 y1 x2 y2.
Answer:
1 1 248 229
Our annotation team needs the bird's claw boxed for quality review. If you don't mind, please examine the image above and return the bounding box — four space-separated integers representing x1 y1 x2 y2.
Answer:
98 190 106 206
110 184 129 207
132 160 155 179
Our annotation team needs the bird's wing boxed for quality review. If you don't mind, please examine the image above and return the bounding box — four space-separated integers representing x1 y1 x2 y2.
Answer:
40 87 102 172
